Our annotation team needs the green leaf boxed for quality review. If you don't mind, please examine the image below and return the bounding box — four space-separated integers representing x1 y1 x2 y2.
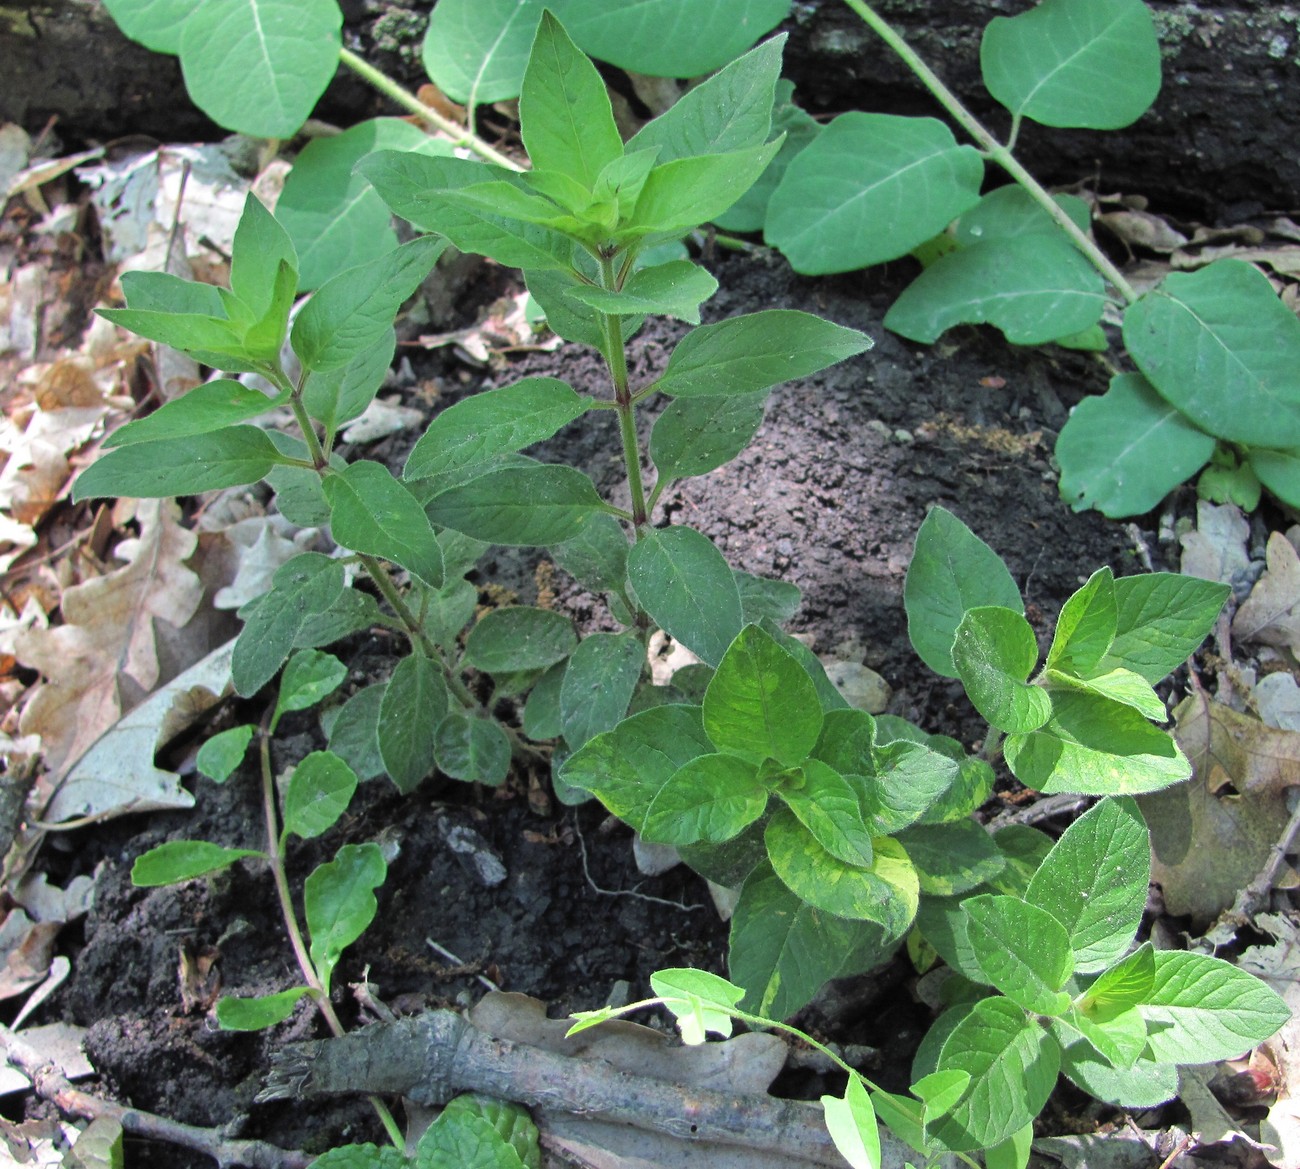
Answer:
519 11 622 189
1251 447 1300 509
1047 568 1118 676
74 426 285 501
415 1110 529 1169
811 709 876 775
765 811 918 932
626 142 783 236
465 607 576 673
280 120 452 291
232 553 345 697
551 0 788 78
822 1075 880 1169
912 1068 972 1125
1056 372 1218 514
1096 573 1229 684
359 152 574 271
1078 943 1156 1023
953 186 1093 245
735 570 801 626
728 862 881 1020
896 819 1005 896
714 92 821 234
649 968 745 1044
103 0 192 53
229 193 297 320
989 825 1055 897
421 0 542 105
378 653 449 793
627 35 785 163
928 997 1061 1151
177 0 342 138
779 759 873 866
981 0 1161 130
293 237 446 372
302 332 397 434
132 840 261 886
196 724 255 783
627 526 743 667
1023 796 1149 971
962 894 1074 1014
215 987 312 1031
549 514 629 594
1141 950 1290 1064
427 463 607 546
273 649 347 729
1124 260 1300 448
104 381 286 448
654 310 872 398
405 378 589 482
305 842 386 995
425 1096 539 1169
1004 689 1189 795
521 661 565 740
567 262 718 325
560 704 712 832
904 506 1023 678
642 753 767 846
951 606 1051 733
294 588 384 652
559 631 643 749
1042 667 1166 722
283 751 358 839
766 113 984 275
326 683 387 782
985 1123 1034 1169
525 266 640 352
1057 1005 1149 1071
434 712 512 785
323 460 444 587
311 1144 408 1169
651 394 766 482
859 741 960 834
703 623 822 765
1058 1037 1178 1108
885 234 1107 345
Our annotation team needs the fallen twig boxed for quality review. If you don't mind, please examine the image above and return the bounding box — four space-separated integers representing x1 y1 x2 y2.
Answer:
0 1023 311 1169
259 1009 871 1167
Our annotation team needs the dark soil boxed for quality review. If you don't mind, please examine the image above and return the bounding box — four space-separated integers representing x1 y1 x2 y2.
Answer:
40 246 1153 1166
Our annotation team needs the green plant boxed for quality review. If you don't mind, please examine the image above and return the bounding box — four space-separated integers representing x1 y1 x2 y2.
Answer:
702 0 1300 519
574 795 1291 1167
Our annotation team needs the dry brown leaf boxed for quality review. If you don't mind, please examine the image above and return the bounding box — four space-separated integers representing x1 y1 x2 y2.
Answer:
1180 500 1252 587
1099 208 1189 253
0 909 60 1000
1140 692 1300 924
1234 532 1300 656
15 499 204 779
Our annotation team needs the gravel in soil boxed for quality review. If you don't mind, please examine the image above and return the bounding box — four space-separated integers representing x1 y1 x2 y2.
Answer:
42 247 1149 1165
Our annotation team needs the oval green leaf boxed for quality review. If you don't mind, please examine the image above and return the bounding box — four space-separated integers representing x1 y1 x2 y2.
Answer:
951 606 1052 734
132 840 262 887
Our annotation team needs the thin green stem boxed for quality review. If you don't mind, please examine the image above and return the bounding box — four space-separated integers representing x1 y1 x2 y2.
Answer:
338 48 523 172
840 0 1139 305
598 254 650 529
288 394 328 469
258 725 405 1149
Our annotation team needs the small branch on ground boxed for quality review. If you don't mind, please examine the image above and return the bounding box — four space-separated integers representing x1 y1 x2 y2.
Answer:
0 1024 312 1169
260 1009 859 1167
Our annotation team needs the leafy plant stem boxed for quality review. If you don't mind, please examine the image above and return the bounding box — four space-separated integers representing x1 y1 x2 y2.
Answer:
258 724 405 1150
353 552 479 710
337 47 524 172
840 0 1139 305
598 257 649 528
289 394 329 470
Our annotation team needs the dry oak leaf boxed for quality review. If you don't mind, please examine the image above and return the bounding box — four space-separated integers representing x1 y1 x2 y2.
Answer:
1234 531 1300 657
15 499 203 780
1139 691 1300 925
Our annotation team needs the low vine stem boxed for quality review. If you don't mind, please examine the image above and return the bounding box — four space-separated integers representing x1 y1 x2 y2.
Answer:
840 0 1140 306
598 252 651 530
257 719 404 1149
